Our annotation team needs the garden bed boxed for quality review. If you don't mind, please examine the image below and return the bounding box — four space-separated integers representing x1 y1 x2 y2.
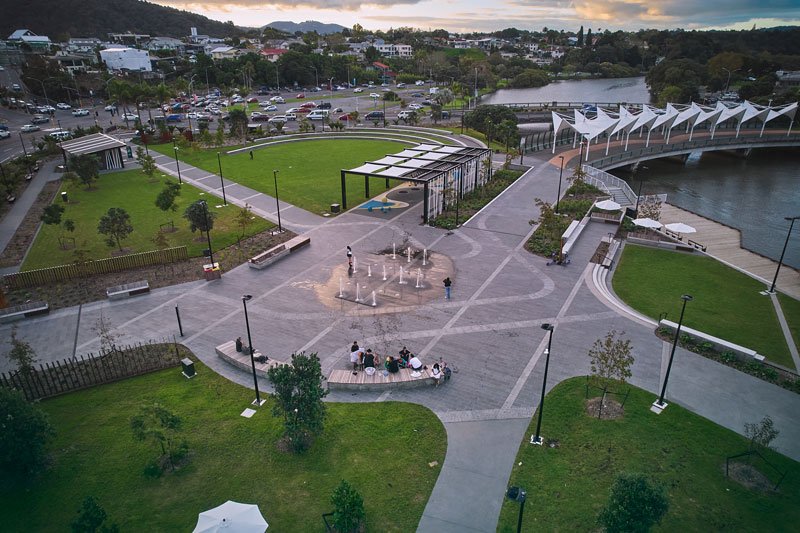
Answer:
429 169 522 229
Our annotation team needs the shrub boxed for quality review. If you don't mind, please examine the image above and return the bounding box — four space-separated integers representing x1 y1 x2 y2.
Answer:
598 472 669 532
330 480 365 532
0 387 55 478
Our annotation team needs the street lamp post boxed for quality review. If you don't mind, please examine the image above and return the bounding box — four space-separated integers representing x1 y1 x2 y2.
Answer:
217 152 227 205
241 295 264 406
273 169 282 232
654 294 693 410
532 323 554 445
172 144 182 184
633 165 648 216
311 66 318 89
769 216 799 293
506 487 526 533
555 155 564 213
200 199 215 268
19 132 28 157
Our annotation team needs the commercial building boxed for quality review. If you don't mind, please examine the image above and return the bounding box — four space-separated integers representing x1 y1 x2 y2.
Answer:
99 47 152 72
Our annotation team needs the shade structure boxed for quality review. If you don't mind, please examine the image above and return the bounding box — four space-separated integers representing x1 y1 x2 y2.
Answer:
664 222 697 234
193 501 268 533
632 218 663 229
595 199 621 211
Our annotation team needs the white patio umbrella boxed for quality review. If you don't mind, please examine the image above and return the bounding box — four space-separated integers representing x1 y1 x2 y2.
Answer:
632 218 663 229
595 199 621 211
664 222 696 234
193 501 268 533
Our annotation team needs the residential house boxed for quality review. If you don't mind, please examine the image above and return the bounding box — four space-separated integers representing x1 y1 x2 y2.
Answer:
67 38 101 53
49 51 96 75
210 46 238 60
260 48 289 62
376 43 412 58
146 37 185 54
7 29 52 52
108 33 150 45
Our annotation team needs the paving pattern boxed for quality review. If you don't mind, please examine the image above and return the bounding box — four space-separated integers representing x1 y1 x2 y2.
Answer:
1 139 799 532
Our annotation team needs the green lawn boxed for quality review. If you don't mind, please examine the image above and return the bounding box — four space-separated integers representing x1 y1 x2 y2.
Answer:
498 378 800 532
151 139 406 215
23 169 271 270
0 363 446 532
612 245 796 367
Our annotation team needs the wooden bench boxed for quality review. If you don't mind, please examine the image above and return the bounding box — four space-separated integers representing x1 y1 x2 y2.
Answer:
327 367 435 391
106 280 150 300
0 301 49 323
248 235 310 270
215 340 286 377
601 239 622 269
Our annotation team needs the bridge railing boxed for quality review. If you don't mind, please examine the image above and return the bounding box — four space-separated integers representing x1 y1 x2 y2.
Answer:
582 166 668 208
501 101 647 112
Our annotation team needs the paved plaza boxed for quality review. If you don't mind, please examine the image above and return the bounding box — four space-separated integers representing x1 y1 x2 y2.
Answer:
2 144 799 532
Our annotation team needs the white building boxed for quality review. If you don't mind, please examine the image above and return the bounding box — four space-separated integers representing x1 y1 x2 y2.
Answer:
376 43 412 58
99 47 152 72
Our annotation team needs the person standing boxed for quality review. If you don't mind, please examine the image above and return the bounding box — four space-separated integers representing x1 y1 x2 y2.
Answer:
350 341 360 373
443 277 452 299
346 245 353 267
249 150 254 160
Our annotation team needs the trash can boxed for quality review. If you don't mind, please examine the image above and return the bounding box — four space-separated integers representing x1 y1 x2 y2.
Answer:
330 203 340 213
203 262 221 281
181 358 196 378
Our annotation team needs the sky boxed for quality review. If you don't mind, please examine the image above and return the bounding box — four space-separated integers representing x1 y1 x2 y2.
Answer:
151 0 800 33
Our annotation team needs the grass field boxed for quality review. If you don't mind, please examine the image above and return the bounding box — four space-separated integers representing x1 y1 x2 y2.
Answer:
612 244 796 367
0 363 446 532
152 139 406 215
23 169 271 270
497 378 800 532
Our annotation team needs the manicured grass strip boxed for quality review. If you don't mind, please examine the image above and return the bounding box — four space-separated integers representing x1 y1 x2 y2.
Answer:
435 126 507 152
498 377 800 532
0 363 446 532
777 293 800 359
22 169 271 271
152 139 405 215
612 245 794 367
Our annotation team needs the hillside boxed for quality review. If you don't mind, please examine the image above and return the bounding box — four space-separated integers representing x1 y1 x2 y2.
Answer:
265 20 346 35
0 0 243 40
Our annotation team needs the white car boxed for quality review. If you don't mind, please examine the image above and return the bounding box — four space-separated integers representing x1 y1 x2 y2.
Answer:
268 115 288 124
369 93 381 99
72 108 90 117
260 104 278 112
0 130 10 139
353 88 363 93
269 96 285 103
21 124 40 133
121 113 139 121
415 80 425 86
56 102 71 110
49 130 71 140
104 104 117 111
408 103 423 110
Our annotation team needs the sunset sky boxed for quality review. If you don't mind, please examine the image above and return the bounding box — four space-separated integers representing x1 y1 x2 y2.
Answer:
152 0 800 33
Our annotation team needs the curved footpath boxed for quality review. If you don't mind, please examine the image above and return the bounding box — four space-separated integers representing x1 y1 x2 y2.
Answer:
1 137 798 532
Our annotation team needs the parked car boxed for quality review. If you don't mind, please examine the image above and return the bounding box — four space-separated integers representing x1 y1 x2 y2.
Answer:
421 100 433 106
285 112 297 121
269 96 285 103
246 97 259 103
11 83 21 91
250 112 269 121
411 92 424 98
338 113 352 121
56 102 71 110
21 124 40 132
121 113 139 121
364 111 384 120
31 114 49 124
295 93 305 99
408 103 423 110
353 88 363 93
415 80 425 86
72 108 90 117
396 83 406 88
333 107 343 113
260 103 278 112
317 102 332 109
49 130 72 141
166 114 182 122
268 115 288 124
369 93 381 99
307 109 329 120
300 102 317 109
104 104 117 111
0 130 10 139
398 110 416 120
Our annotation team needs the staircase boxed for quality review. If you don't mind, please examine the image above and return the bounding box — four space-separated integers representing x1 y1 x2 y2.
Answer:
606 187 633 207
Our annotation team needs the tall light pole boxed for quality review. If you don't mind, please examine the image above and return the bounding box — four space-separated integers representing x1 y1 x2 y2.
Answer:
273 169 282 232
506 487 526 533
172 144 182 184
555 155 564 214
721 67 739 94
532 323 554 445
654 294 693 410
633 165 648 216
769 216 799 294
217 152 227 205
311 66 318 89
241 295 264 406
200 199 215 269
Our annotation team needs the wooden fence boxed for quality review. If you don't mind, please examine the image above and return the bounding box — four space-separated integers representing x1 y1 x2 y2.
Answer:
3 246 188 289
0 340 185 401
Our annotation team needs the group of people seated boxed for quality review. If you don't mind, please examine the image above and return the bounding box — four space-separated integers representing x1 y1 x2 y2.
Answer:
349 343 448 385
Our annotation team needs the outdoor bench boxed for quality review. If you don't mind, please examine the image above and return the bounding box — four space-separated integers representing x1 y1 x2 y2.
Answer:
248 235 310 270
215 340 286 376
0 301 49 323
106 280 150 300
327 367 435 391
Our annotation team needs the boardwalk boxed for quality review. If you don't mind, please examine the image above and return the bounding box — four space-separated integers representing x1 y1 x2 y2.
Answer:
659 203 800 300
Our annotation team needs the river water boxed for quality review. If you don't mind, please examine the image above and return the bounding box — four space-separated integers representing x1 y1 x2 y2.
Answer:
481 78 799 270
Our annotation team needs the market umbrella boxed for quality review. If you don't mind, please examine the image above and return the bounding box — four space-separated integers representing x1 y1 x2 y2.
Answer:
632 218 663 229
664 222 697 234
595 199 621 211
193 501 268 533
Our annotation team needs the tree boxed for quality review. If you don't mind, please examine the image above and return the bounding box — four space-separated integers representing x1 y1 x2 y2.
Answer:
228 108 248 141
577 25 585 47
598 473 669 533
7 325 37 373
130 402 187 473
267 352 328 453
214 125 225 147
70 154 100 190
365 45 380 63
136 147 157 181
588 329 634 412
744 416 779 452
330 480 365 533
155 181 181 213
41 203 65 226
586 28 593 47
183 200 216 235
0 387 55 478
71 496 119 533
97 207 133 251
234 203 254 240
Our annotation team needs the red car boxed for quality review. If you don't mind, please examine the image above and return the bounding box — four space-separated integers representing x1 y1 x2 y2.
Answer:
299 102 316 109
246 97 259 103
339 113 352 121
295 93 305 99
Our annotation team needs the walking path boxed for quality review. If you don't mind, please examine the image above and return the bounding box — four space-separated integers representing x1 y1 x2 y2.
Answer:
1 141 799 532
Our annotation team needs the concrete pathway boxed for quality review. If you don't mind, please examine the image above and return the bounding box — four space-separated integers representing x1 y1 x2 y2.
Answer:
1 146 798 532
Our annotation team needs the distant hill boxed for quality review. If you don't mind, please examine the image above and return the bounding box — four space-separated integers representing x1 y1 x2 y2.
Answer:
0 0 243 40
265 20 346 35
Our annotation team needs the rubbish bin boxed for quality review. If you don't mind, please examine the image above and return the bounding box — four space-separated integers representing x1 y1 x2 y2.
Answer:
330 203 340 213
181 358 196 378
203 262 221 281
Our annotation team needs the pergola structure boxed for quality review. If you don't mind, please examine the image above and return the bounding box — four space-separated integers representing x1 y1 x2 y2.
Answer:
341 143 492 224
552 100 799 160
60 133 127 170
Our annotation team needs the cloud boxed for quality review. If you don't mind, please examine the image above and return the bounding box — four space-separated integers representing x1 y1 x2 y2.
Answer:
155 0 423 12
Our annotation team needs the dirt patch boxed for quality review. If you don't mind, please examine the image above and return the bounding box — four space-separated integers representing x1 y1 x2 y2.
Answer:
3 228 294 310
725 461 778 493
585 397 625 419
0 181 62 268
590 240 610 264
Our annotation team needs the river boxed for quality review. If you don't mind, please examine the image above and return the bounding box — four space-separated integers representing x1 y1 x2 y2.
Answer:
481 76 651 105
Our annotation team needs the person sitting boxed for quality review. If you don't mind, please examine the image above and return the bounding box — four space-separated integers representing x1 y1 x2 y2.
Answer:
386 356 400 374
431 363 443 386
408 354 423 371
363 349 375 369
399 347 411 367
